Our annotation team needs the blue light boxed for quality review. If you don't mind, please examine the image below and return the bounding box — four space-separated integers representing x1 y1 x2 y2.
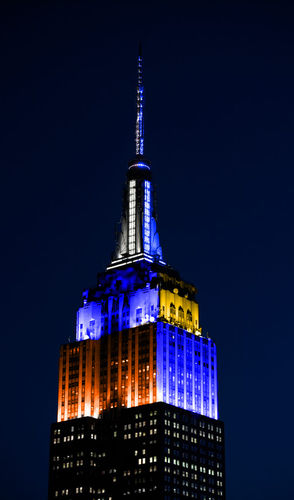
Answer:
75 263 218 420
76 265 160 340
136 55 144 156
71 48 219 424
156 322 218 420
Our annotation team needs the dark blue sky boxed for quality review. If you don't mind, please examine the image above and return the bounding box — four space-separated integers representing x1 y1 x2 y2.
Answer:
1 1 294 498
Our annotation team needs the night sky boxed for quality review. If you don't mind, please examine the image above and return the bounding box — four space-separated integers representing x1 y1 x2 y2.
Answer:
1 1 294 498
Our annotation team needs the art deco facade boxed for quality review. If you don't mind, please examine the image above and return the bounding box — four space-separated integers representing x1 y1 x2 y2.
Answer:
48 48 225 499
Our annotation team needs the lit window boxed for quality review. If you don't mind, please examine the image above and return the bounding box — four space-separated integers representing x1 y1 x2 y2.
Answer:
128 180 136 255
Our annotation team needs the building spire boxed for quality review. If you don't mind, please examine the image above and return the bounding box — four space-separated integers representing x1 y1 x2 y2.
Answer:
136 43 144 156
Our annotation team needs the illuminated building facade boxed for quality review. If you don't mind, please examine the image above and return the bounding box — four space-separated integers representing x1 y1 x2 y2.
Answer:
48 48 225 499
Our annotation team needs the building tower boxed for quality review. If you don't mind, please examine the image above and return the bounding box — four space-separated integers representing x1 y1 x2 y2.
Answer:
48 48 225 500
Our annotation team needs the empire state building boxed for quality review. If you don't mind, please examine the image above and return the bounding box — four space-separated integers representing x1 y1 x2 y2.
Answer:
48 47 225 500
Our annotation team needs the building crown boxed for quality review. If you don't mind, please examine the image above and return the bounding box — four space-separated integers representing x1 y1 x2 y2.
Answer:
107 46 165 270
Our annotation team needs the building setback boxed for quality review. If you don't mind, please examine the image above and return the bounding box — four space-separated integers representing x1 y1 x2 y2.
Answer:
48 47 225 500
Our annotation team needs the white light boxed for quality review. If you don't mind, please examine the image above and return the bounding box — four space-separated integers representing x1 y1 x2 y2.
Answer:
143 181 151 254
129 180 136 255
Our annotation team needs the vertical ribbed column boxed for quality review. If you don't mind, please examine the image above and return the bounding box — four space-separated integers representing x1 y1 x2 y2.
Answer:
94 340 100 417
149 324 154 403
192 335 195 412
127 330 132 407
214 343 218 419
135 328 139 406
166 327 169 404
200 339 204 415
175 329 178 405
84 341 91 417
128 180 136 255
107 335 111 407
57 346 63 422
184 334 187 410
77 344 83 418
136 193 142 254
118 330 122 405
208 340 212 418
64 346 69 421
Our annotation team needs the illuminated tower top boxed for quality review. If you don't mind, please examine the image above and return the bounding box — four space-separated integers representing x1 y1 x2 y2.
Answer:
55 47 219 426
107 46 165 270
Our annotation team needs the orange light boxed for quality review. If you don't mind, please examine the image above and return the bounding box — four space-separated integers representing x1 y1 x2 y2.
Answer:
57 325 157 422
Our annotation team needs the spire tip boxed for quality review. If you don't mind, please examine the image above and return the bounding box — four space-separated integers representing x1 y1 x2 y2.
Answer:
136 45 144 156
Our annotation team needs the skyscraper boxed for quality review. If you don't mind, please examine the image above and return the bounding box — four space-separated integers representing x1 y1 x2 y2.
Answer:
48 48 225 500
